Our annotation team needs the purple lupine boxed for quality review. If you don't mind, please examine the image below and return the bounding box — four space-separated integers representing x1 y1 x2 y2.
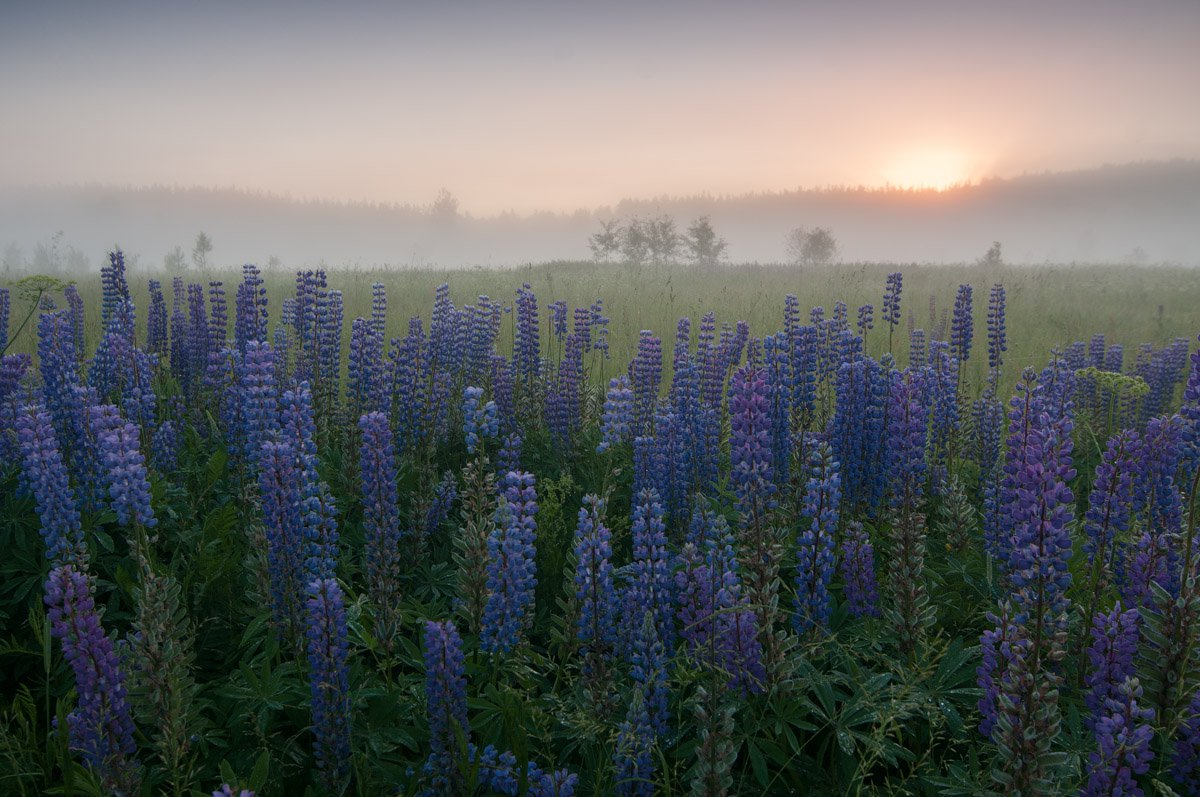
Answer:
424 619 469 761
305 578 351 793
548 299 568 343
590 298 610 359
908 328 927 369
926 341 959 483
574 305 592 352
359 412 402 634
0 285 8 352
574 496 618 684
0 353 32 463
489 355 514 432
280 382 339 582
1083 678 1154 797
207 280 228 361
514 283 540 388
763 332 792 485
239 340 277 469
317 288 343 404
423 471 458 542
831 356 888 512
169 277 190 388
597 375 634 453
950 283 973 367
885 368 928 510
37 310 84 453
151 419 178 473
99 248 130 328
675 506 765 694
550 333 584 448
839 521 880 618
987 283 1007 391
630 610 670 737
856 303 874 337
629 330 662 438
1083 430 1140 592
187 283 210 386
392 318 427 451
44 565 139 793
1085 605 1141 730
348 316 384 417
728 365 776 521
99 420 156 528
624 489 675 654
794 441 840 634
259 439 306 634
461 385 499 455
882 271 903 351
213 786 255 797
496 432 522 476
147 280 168 357
234 263 269 351
480 471 538 653
1172 690 1200 793
17 405 87 567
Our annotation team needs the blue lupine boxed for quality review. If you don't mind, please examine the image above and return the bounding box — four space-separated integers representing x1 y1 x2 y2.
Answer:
360 412 403 630
885 368 928 510
259 439 306 634
630 610 670 737
882 271 903 350
926 341 959 483
0 286 8 352
831 356 888 511
987 283 1006 390
574 495 618 681
462 385 498 454
630 331 662 438
1085 605 1141 730
99 248 130 328
305 578 351 792
64 283 85 359
650 408 691 527
481 471 538 653
239 340 277 469
234 263 269 352
348 316 384 417
281 382 339 582
1083 678 1154 797
624 489 675 654
909 328 927 368
1083 430 1140 588
423 471 458 542
728 365 776 521
17 405 87 567
37 310 84 454
424 619 468 760
44 564 139 794
598 375 634 453
856 303 874 337
496 431 522 476
468 744 578 797
763 332 792 484
146 279 168 356
840 520 880 618
950 283 973 366
795 441 840 634
515 283 540 388
549 299 568 343
613 690 656 797
590 298 610 359
1172 690 1200 793
151 419 178 473
675 505 764 694
99 420 156 528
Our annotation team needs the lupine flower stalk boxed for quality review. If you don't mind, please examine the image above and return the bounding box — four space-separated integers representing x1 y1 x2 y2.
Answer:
360 412 403 646
794 441 840 635
480 471 538 653
17 405 88 567
839 521 880 619
305 578 351 794
574 495 618 696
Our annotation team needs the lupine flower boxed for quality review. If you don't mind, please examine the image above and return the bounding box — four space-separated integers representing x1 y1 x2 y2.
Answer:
469 744 579 797
259 439 306 634
630 331 663 438
1083 678 1154 797
423 471 458 542
1085 605 1141 730
424 619 468 761
831 357 888 511
150 419 179 473
987 283 1007 390
728 366 776 520
0 286 8 352
1083 431 1140 590
496 431 522 476
213 786 255 797
1172 689 1200 793
239 340 277 469
462 385 499 454
795 441 840 634
613 690 656 797
234 263 269 352
100 249 130 327
305 578 351 793
100 420 156 528
885 368 928 510
950 283 973 366
630 611 670 737
624 489 675 653
348 316 384 417
44 565 139 793
574 496 618 684
515 283 540 386
146 280 168 356
481 471 538 653
17 405 87 567
908 328 927 368
840 520 879 618
598 375 634 453
360 412 403 638
882 271 903 350
856 303 874 336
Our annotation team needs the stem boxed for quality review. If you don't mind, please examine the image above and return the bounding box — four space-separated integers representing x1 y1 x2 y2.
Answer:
1 288 45 355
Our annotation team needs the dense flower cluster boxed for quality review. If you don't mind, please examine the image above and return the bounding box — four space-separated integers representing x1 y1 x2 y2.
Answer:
481 471 539 653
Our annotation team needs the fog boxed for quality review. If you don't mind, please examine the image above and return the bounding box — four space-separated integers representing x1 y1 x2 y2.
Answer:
1 160 1197 273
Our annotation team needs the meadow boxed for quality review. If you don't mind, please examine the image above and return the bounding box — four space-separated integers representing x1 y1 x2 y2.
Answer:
0 255 1198 795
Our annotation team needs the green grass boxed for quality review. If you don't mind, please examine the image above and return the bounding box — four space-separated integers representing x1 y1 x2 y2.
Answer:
6 260 1198 397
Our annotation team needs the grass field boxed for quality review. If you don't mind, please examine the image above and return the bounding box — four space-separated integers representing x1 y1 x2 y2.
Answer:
6 260 1199 399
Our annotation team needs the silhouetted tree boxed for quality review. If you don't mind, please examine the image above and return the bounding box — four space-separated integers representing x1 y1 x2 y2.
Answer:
430 188 460 224
785 226 838 266
978 241 1003 267
684 215 728 268
620 218 651 266
165 245 187 273
192 232 212 270
646 215 681 264
589 219 622 262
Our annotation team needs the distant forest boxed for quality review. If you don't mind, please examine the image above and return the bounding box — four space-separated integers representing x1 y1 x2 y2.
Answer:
2 160 1197 272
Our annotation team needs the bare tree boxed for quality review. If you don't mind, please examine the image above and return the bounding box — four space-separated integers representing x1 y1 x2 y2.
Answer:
646 214 681 264
192 232 213 270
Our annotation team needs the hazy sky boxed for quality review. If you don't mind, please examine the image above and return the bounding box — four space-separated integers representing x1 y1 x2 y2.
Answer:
3 0 1198 214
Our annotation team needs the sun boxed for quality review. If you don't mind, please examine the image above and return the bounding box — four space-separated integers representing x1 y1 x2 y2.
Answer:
880 148 975 191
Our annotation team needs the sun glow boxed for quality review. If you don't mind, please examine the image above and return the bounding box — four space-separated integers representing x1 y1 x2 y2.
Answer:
880 148 976 190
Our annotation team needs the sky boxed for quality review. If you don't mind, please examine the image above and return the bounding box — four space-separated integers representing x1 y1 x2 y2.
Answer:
2 0 1199 215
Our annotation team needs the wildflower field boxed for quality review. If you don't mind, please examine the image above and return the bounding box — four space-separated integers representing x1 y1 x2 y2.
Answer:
1 255 1199 795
